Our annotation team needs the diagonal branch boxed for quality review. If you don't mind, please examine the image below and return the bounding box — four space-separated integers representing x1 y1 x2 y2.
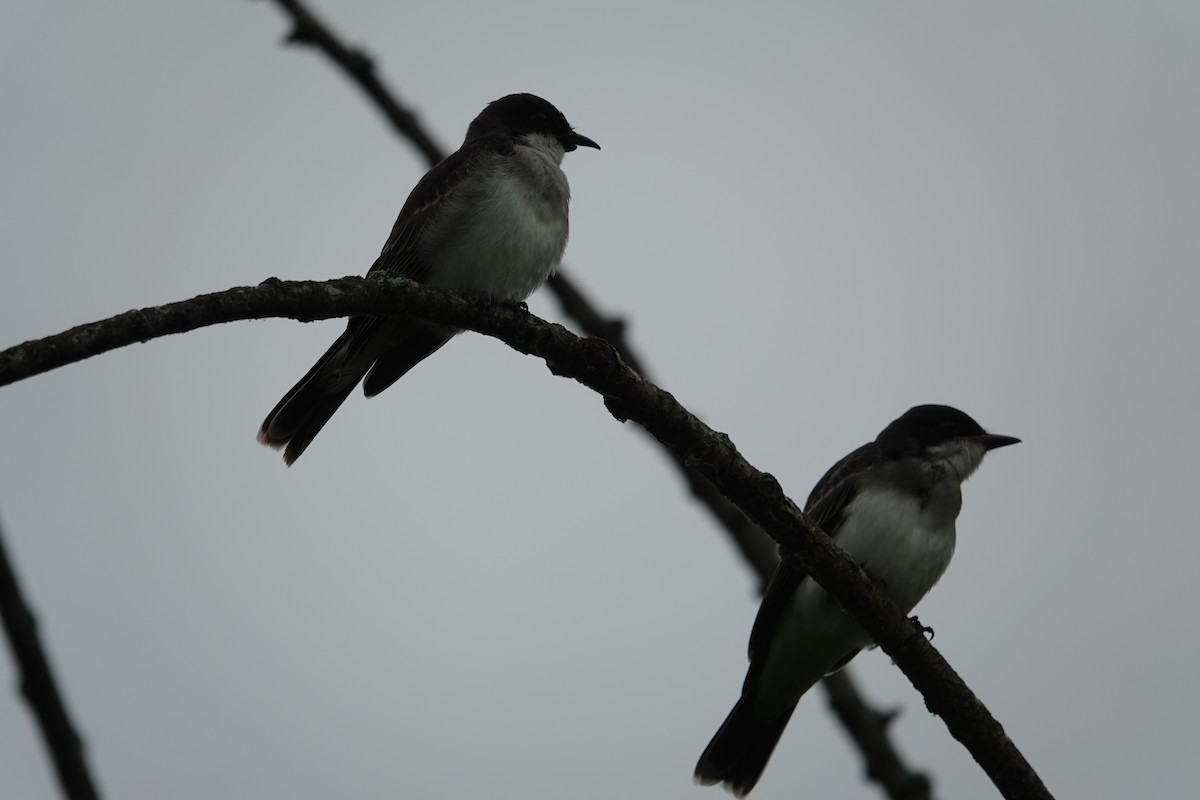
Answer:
823 671 934 799
257 0 932 793
541 273 782 591
0 515 103 800
0 278 1052 800
265 0 444 165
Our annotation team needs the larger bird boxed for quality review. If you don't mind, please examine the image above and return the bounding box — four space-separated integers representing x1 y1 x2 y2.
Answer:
258 93 599 464
695 405 1020 796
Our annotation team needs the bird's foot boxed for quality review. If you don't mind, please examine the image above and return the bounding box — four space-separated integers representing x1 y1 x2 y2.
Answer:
909 616 935 641
486 295 528 312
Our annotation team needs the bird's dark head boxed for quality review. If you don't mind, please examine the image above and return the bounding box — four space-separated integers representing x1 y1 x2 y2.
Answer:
878 405 1020 460
473 93 600 152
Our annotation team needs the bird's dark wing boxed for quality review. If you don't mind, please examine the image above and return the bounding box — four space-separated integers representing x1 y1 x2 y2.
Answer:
744 442 881 683
368 137 510 284
804 442 880 535
341 138 511 372
743 561 804 690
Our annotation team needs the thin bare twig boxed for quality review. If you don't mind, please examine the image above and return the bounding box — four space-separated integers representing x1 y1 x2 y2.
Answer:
0 514 103 800
824 671 933 799
267 0 444 165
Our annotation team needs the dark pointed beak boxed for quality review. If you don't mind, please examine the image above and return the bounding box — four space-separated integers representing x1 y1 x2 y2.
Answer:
977 433 1021 451
561 130 600 152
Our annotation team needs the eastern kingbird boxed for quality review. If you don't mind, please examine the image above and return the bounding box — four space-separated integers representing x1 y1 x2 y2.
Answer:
695 405 1020 796
258 93 599 464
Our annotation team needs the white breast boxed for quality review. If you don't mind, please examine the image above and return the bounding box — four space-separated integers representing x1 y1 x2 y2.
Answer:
832 485 958 614
753 483 960 715
428 133 571 302
752 457 972 716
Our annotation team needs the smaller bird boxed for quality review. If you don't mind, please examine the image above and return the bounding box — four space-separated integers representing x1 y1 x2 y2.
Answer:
258 93 599 464
695 405 1020 796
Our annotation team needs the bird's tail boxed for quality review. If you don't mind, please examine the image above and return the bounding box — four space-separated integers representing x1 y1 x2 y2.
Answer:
257 334 363 466
694 695 797 797
259 318 454 465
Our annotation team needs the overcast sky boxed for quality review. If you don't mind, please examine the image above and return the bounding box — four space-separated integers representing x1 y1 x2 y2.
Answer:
3 2 1199 799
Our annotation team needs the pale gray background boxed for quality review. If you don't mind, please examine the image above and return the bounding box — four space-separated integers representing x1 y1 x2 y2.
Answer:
2 2 1198 798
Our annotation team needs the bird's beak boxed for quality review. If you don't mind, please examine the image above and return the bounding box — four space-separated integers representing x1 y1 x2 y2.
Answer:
562 130 601 151
977 433 1021 451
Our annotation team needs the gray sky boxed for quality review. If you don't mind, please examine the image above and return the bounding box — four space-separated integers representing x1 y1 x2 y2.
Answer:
3 2 1199 798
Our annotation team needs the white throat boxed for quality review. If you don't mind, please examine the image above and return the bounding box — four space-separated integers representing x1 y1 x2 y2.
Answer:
928 439 989 484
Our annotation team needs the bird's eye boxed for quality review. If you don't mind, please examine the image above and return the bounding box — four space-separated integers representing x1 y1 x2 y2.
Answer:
531 112 548 124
